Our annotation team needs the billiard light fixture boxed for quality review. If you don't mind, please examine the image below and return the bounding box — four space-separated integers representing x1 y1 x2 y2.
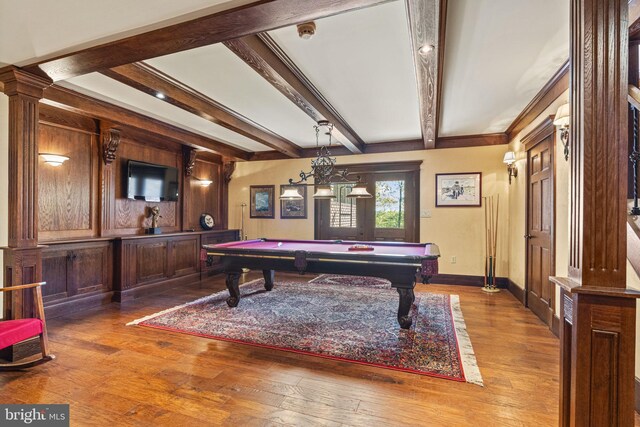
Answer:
39 153 70 167
503 151 517 185
284 121 372 200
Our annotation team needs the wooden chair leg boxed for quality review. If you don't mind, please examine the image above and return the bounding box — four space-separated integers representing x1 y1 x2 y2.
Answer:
40 332 50 358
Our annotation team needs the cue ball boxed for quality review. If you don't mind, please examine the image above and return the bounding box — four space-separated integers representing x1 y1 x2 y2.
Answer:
277 242 283 247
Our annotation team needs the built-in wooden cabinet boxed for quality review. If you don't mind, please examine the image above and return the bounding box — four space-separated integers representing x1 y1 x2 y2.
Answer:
32 105 238 318
41 240 113 318
114 230 239 302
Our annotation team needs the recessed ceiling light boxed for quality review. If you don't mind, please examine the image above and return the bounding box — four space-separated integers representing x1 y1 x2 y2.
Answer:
418 44 435 56
155 92 166 99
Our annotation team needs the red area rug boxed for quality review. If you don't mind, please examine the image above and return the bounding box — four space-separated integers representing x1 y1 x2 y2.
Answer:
128 275 482 385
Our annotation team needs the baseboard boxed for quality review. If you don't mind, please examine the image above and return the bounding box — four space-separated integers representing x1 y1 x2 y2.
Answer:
551 315 560 338
44 291 114 319
507 279 526 305
430 274 508 288
113 272 202 303
636 377 640 414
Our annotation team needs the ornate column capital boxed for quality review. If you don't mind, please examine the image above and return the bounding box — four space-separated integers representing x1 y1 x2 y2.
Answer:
0 66 52 98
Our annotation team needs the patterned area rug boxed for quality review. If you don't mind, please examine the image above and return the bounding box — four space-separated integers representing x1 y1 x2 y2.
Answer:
128 275 482 385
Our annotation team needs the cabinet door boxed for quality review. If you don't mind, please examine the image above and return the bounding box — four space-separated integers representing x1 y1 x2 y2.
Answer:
70 244 112 295
42 249 72 303
136 241 168 284
171 237 199 277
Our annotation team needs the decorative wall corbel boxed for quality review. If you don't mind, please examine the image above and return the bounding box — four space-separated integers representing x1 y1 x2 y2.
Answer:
223 161 236 183
184 147 197 176
101 127 121 165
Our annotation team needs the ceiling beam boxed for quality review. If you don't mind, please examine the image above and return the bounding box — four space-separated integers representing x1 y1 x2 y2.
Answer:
224 34 366 154
435 0 448 139
42 84 251 160
249 133 506 161
22 0 393 82
101 63 303 158
406 0 445 149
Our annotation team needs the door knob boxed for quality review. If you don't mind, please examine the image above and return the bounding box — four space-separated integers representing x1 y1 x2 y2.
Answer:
524 234 533 239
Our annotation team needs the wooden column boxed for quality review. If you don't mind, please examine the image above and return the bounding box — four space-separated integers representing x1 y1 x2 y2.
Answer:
0 67 51 320
222 160 236 229
552 1 640 425
99 122 120 236
182 147 196 230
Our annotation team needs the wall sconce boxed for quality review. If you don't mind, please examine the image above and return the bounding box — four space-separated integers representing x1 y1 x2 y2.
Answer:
196 178 212 187
39 153 69 167
503 151 517 184
553 102 570 161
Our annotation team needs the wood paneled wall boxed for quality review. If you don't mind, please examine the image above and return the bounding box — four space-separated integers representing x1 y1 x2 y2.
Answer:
38 122 98 240
188 159 222 230
111 137 181 235
36 105 226 241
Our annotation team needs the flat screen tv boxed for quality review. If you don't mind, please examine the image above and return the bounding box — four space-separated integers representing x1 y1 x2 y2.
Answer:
127 160 179 202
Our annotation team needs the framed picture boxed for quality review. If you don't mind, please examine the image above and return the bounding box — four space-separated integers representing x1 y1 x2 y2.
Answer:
280 185 307 219
435 172 482 207
250 185 275 218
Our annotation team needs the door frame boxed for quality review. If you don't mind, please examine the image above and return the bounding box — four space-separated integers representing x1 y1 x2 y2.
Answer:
314 161 422 242
523 116 556 316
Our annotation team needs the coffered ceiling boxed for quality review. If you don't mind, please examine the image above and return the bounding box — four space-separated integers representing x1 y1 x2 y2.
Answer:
0 0 570 159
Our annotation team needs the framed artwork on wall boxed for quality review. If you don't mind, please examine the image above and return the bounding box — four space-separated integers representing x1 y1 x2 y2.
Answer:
250 185 275 218
435 172 482 207
280 185 307 219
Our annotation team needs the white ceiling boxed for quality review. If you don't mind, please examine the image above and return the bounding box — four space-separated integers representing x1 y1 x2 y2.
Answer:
439 0 569 136
2 0 571 153
59 73 271 152
0 0 255 68
268 1 422 143
146 44 321 148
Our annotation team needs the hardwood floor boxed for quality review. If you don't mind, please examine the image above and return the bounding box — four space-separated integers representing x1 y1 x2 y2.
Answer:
1 272 639 426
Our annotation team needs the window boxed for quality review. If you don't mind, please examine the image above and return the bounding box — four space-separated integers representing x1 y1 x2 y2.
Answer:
329 183 356 228
375 180 405 229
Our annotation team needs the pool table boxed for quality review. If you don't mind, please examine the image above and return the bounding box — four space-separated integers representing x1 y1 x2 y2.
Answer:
204 238 440 329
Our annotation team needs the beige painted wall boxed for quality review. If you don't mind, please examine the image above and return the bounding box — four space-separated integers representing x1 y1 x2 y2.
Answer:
507 89 570 300
229 145 510 277
0 93 8 312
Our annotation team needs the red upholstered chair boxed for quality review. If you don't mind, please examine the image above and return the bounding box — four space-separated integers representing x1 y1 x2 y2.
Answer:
0 282 54 370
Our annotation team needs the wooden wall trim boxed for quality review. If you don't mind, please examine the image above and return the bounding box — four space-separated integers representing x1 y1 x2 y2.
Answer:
42 84 251 160
102 63 303 158
22 0 393 82
435 133 508 149
506 61 569 142
39 103 98 134
431 274 509 288
521 116 555 149
406 0 444 149
224 35 365 154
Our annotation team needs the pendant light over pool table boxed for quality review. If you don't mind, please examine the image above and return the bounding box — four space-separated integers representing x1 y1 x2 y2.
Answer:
283 121 372 200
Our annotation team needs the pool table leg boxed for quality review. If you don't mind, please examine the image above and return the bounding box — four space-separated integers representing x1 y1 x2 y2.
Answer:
397 288 415 329
263 270 275 291
225 272 242 307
